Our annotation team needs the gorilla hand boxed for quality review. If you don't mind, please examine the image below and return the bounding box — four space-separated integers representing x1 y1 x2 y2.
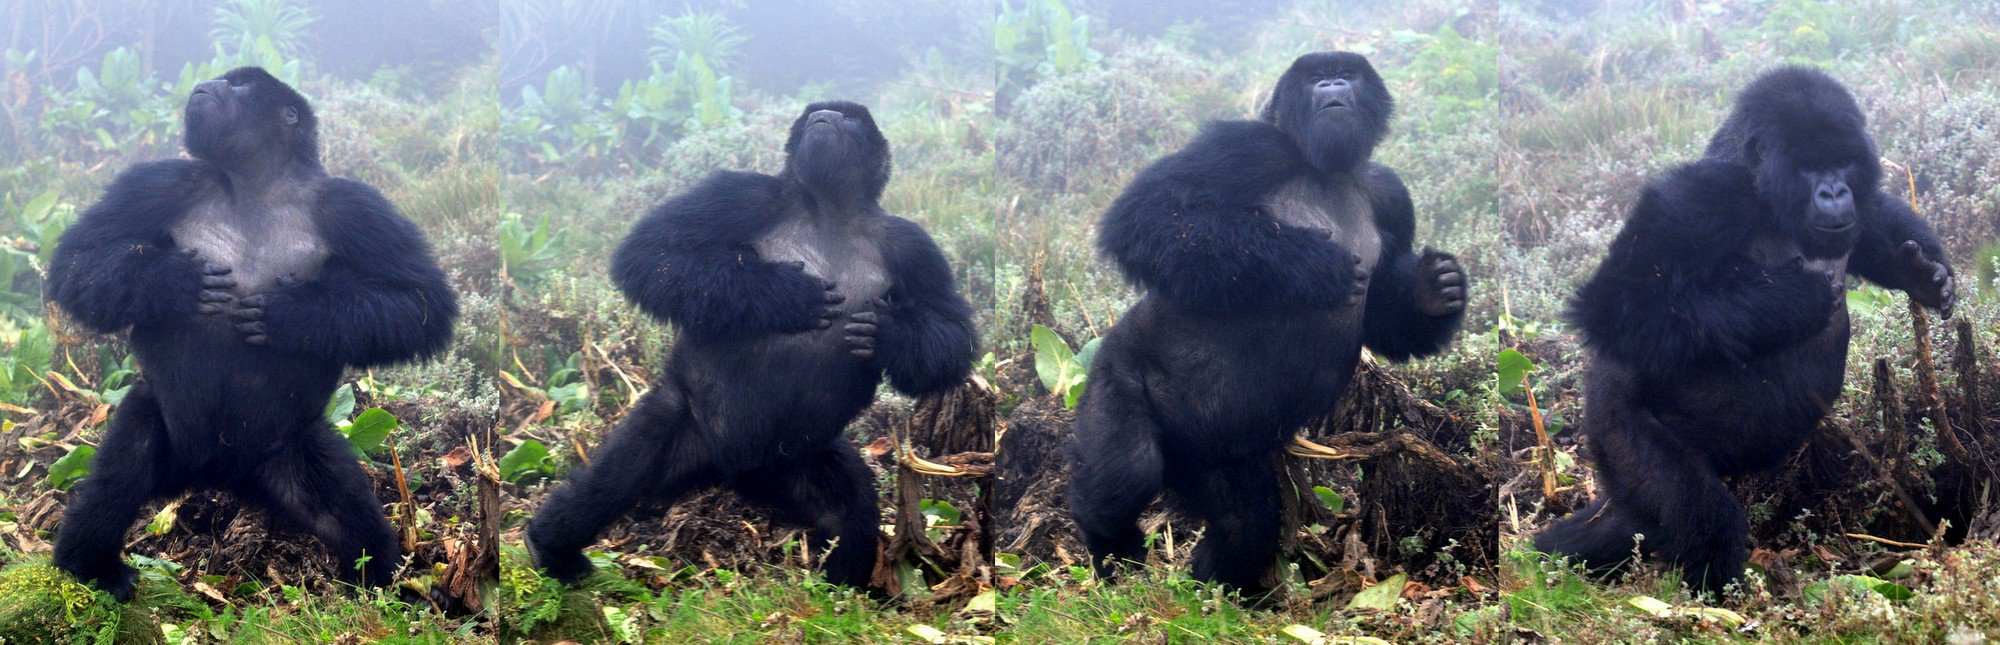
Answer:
1897 241 1955 318
844 298 888 359
189 250 237 315
229 277 296 346
779 261 844 333
1414 247 1467 317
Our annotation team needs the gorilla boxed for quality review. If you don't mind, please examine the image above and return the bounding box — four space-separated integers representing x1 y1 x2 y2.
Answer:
526 101 977 589
1066 52 1469 593
1535 66 1956 594
46 67 458 600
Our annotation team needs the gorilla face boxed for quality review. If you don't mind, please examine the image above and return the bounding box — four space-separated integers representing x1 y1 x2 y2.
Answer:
184 67 320 170
783 100 892 204
1714 66 1879 258
1260 51 1394 174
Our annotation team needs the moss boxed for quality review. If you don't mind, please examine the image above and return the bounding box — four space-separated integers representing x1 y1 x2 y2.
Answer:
0 561 161 645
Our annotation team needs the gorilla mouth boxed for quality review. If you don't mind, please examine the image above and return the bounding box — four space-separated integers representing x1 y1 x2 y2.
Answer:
1814 221 1856 234
1318 101 1351 112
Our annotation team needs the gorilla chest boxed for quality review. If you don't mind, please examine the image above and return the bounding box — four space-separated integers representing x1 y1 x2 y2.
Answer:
1266 178 1380 267
754 215 891 310
171 195 330 294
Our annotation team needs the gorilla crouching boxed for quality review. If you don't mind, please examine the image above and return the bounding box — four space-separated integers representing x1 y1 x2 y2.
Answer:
1535 67 1956 594
1066 52 1469 594
525 102 976 589
47 67 458 600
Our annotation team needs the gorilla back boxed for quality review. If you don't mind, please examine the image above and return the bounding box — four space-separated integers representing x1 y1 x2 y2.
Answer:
1535 66 1956 595
44 67 457 600
527 101 976 590
1067 52 1468 594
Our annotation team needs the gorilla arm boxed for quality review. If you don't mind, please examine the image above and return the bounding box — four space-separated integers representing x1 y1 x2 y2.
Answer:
1359 163 1465 361
46 160 212 333
1848 193 1955 316
1098 120 1365 313
871 216 976 396
610 171 837 341
249 179 458 367
1569 160 1838 376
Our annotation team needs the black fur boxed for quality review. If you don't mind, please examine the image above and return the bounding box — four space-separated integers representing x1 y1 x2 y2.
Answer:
1536 66 1955 594
527 101 975 589
47 67 456 601
1068 52 1467 594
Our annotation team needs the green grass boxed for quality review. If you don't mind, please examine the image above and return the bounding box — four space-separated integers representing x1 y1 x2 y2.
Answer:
495 547 986 643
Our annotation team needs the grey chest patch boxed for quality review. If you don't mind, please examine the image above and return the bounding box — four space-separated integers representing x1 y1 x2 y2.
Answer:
1265 177 1381 267
753 215 891 311
170 196 330 294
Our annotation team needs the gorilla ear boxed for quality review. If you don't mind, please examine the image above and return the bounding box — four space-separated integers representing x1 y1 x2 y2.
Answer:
281 106 299 126
1741 135 1761 166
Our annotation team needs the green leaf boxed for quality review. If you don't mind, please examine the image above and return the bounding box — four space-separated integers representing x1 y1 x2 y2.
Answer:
1626 595 1746 626
324 384 356 425
1075 337 1103 370
1347 572 1406 611
1804 574 1915 604
919 498 962 527
1497 349 1537 398
1030 325 1075 393
342 408 398 457
146 500 180 536
44 445 95 490
1313 486 1347 514
498 440 554 483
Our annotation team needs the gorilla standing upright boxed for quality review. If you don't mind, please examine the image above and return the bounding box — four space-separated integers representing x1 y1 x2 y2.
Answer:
1535 67 1956 594
527 101 976 588
1067 52 1469 593
47 67 458 600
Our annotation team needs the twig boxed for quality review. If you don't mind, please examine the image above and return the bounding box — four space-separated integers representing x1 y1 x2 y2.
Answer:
1523 372 1560 501
388 436 418 552
1844 532 1929 549
1867 358 1937 536
590 340 643 400
1953 318 1985 439
1909 302 1974 466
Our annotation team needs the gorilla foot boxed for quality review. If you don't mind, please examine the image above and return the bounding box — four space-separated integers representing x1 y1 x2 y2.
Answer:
58 560 139 603
527 535 596 585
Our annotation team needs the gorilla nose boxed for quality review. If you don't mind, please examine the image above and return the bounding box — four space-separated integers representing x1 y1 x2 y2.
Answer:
806 110 842 125
1315 78 1353 109
192 79 229 97
1813 185 1855 231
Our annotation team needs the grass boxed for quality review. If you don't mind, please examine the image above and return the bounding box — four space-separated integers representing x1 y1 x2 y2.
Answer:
494 547 985 643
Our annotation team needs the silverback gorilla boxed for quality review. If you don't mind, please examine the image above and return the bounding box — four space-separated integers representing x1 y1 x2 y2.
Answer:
1067 52 1469 593
526 101 976 588
47 67 458 600
1535 67 1956 594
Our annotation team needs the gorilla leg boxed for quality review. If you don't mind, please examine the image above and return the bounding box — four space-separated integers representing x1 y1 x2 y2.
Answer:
53 387 178 601
1532 496 1651 575
1585 414 1747 595
247 420 400 589
1066 376 1166 579
527 385 715 583
1173 455 1280 594
733 436 880 588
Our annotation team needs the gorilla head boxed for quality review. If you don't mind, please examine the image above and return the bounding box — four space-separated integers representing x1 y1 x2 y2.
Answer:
1259 51 1394 174
783 100 892 204
1704 66 1879 258
184 67 321 171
